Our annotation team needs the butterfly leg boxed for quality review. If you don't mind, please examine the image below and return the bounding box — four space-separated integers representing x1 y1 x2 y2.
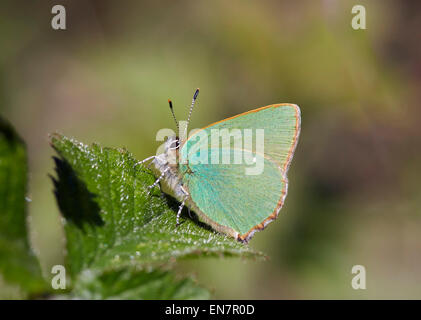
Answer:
176 197 188 226
176 186 190 226
135 155 156 168
147 167 169 195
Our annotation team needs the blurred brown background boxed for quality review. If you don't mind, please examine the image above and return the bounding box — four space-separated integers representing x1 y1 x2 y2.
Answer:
1 0 420 298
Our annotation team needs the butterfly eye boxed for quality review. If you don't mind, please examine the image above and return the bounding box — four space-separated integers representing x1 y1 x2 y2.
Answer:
170 137 180 150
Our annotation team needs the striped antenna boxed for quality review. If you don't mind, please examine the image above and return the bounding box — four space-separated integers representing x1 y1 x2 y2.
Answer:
184 88 199 137
168 99 179 132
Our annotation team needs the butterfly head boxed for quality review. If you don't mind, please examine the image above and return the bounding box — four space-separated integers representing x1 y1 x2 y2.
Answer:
166 135 180 150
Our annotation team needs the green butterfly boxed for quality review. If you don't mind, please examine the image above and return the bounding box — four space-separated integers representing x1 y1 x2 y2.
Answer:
141 89 300 243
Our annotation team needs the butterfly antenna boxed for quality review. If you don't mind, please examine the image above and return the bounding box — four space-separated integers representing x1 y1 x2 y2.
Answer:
168 99 180 133
184 88 199 137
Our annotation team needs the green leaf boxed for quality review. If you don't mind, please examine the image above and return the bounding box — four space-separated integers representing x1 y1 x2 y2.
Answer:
0 117 46 297
71 268 210 300
50 134 263 298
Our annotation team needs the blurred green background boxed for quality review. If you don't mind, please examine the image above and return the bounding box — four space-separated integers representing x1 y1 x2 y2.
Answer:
1 0 421 299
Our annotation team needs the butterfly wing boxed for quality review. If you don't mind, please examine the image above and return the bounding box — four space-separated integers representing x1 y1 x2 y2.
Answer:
180 104 301 241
